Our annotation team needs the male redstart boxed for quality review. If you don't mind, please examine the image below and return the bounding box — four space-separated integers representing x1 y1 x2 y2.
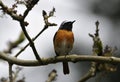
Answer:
53 20 75 74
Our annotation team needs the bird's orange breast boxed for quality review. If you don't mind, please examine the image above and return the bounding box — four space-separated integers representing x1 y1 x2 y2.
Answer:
53 30 74 55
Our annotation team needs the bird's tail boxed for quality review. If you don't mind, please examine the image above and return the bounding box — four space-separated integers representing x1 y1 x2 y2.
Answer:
63 62 69 74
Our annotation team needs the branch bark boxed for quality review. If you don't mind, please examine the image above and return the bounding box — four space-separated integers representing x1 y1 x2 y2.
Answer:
19 21 42 63
9 63 13 82
78 62 97 82
0 0 42 62
14 26 47 57
46 69 57 82
0 0 23 20
0 52 120 66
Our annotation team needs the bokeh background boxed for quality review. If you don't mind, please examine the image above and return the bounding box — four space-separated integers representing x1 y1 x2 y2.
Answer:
0 0 120 82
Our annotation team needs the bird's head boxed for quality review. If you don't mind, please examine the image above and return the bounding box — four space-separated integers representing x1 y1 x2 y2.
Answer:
59 20 75 31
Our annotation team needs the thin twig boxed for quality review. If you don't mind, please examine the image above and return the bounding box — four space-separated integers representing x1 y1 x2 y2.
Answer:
0 1 57 62
15 25 47 57
46 69 57 82
13 67 23 82
78 21 117 82
20 21 42 63
0 0 42 62
78 62 97 82
0 0 23 21
79 21 104 82
15 8 57 57
18 0 43 62
9 63 13 82
23 0 39 18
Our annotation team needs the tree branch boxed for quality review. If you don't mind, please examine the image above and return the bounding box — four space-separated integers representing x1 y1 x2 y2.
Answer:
19 21 42 63
15 22 54 57
15 25 46 57
15 8 57 57
8 63 13 82
0 52 120 66
0 0 23 21
0 0 42 62
12 67 23 82
46 69 57 82
78 62 97 82
0 1 57 63
23 0 39 18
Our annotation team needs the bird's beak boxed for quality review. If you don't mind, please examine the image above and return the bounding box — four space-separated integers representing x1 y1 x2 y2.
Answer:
72 20 76 23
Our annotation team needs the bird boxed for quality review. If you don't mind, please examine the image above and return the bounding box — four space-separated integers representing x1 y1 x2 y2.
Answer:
53 20 75 75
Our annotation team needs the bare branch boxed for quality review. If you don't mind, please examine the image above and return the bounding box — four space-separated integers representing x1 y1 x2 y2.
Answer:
14 26 47 57
78 62 97 82
0 52 120 66
13 67 23 82
0 0 23 21
8 63 13 82
0 0 42 62
81 21 117 82
15 8 57 57
22 0 39 18
46 69 57 82
0 0 57 63
19 20 43 63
